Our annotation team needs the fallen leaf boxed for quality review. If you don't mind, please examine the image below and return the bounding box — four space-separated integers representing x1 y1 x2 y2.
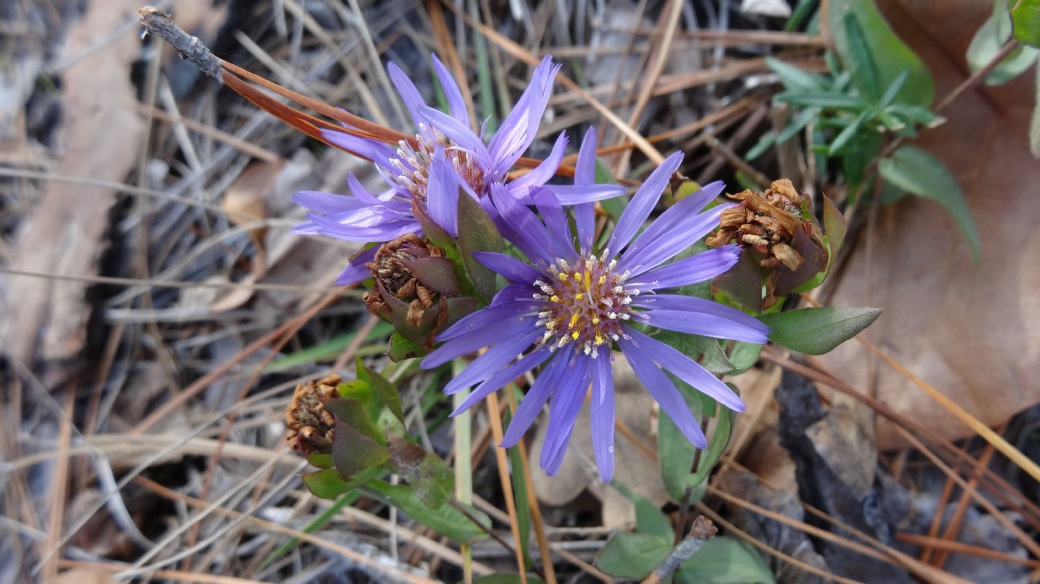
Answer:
0 1 144 381
820 0 1040 449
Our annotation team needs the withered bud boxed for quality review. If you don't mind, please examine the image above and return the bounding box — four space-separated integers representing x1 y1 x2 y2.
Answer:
286 374 341 455
363 233 455 329
707 179 828 308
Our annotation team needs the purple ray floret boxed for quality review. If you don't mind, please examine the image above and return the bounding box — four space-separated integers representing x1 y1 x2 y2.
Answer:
291 55 623 285
421 138 769 481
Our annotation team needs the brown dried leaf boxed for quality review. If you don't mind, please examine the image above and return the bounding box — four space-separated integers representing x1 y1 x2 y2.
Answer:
820 1 1040 449
0 1 144 378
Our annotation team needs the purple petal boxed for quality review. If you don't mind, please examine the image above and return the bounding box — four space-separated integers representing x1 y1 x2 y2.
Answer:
491 183 558 266
387 61 428 125
426 154 460 237
638 307 770 344
633 294 770 336
435 298 539 342
621 326 745 412
619 181 724 255
618 337 708 449
508 132 568 194
627 245 741 291
345 173 384 206
451 347 553 415
320 128 397 163
574 127 598 251
418 106 491 167
489 56 560 170
473 251 545 283
334 246 378 286
590 352 615 482
531 187 578 263
607 151 683 254
306 211 419 242
431 54 470 125
540 356 592 474
422 314 538 368
444 327 542 394
542 184 627 204
293 190 367 216
502 351 570 447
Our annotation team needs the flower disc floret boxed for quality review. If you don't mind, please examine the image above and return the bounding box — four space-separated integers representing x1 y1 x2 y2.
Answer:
534 253 635 355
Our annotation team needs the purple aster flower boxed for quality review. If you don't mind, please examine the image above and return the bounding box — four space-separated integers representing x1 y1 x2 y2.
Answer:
292 55 622 285
420 136 770 482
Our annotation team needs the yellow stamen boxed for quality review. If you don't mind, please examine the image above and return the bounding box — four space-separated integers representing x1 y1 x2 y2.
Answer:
598 275 607 285
569 313 580 328
559 273 569 281
594 334 605 345
584 271 592 290
592 317 600 324
575 293 584 300
571 331 580 340
550 295 560 303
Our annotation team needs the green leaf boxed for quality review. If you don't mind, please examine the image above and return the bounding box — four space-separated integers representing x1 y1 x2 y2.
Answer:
507 414 532 561
968 0 1040 85
878 145 981 263
829 0 934 107
330 418 390 477
468 575 546 584
746 130 778 161
386 434 455 509
658 377 705 501
1011 0 1040 47
877 70 909 107
356 359 405 424
387 331 426 362
822 196 848 257
776 93 868 109
265 322 394 372
596 532 672 579
686 393 735 490
301 465 382 499
826 110 869 155
759 306 881 355
612 481 674 539
766 57 829 92
457 192 504 302
843 12 881 100
675 537 775 584
364 480 491 544
324 396 383 443
728 342 763 376
776 106 822 143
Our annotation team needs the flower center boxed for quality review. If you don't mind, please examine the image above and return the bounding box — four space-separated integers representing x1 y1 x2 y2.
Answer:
391 124 488 201
533 252 636 357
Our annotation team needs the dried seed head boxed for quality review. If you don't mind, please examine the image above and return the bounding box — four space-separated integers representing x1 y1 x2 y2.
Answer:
706 179 828 307
364 233 449 328
286 375 341 455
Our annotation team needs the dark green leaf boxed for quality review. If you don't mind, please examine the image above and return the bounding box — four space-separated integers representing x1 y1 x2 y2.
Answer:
357 359 405 423
331 418 390 477
843 12 881 100
387 331 426 362
507 431 532 561
827 111 869 156
885 104 944 126
301 465 382 499
675 537 775 584
829 0 934 107
365 480 490 544
386 434 455 509
878 70 909 107
324 397 384 443
713 251 763 313
728 342 763 376
468 574 546 584
776 93 868 109
746 130 778 161
612 481 674 539
686 389 735 490
759 306 881 355
878 145 981 263
765 57 829 92
596 532 672 579
401 256 461 296
411 198 455 251
822 196 848 257
1011 0 1040 47
658 377 704 501
457 192 504 302
776 106 821 143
